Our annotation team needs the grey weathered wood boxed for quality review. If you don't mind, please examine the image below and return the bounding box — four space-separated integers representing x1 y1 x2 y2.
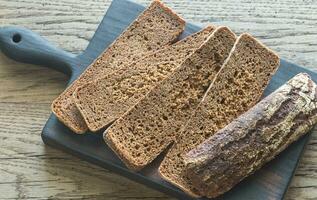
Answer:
0 0 316 199
185 73 317 198
0 26 77 76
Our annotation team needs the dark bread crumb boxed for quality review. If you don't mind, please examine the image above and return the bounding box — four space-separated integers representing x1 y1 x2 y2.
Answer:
158 33 280 197
51 0 185 133
105 27 237 171
73 26 215 132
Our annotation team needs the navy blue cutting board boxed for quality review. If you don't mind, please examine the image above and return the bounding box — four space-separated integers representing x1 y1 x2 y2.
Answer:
0 0 315 199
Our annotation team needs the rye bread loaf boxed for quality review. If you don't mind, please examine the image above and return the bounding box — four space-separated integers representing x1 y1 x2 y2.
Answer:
51 0 185 133
184 73 317 198
73 26 215 132
158 33 280 197
104 26 237 171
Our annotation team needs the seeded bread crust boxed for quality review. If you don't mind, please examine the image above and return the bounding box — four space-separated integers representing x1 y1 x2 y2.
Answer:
51 0 185 133
158 33 280 197
184 73 316 198
73 26 215 132
104 27 237 171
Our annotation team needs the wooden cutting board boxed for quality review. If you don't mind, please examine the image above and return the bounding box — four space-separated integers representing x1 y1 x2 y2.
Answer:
0 0 315 199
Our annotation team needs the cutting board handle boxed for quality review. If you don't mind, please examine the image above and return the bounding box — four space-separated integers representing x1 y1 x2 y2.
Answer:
0 26 77 76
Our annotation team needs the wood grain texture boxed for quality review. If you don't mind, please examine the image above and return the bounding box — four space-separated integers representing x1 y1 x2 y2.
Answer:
0 0 316 199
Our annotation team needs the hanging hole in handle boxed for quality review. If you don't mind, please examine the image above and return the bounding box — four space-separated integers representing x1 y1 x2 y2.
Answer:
12 33 22 43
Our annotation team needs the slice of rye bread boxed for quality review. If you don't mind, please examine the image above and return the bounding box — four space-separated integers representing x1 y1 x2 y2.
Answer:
73 26 215 132
104 26 237 171
158 33 280 197
51 0 185 134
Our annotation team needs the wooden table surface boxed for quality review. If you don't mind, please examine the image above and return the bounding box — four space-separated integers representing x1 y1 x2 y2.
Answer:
0 0 317 199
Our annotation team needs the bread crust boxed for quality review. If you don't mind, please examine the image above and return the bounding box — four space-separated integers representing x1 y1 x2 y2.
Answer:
184 73 317 198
